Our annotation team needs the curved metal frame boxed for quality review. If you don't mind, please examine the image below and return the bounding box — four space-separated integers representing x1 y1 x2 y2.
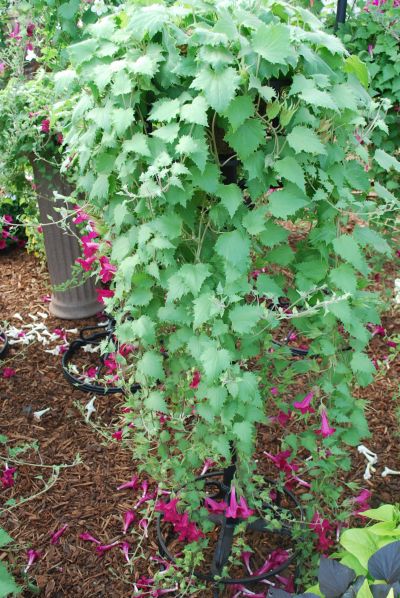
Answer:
157 469 303 586
61 320 134 395
0 331 8 360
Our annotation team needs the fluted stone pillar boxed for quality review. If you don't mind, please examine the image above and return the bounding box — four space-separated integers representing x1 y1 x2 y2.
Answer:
31 159 99 319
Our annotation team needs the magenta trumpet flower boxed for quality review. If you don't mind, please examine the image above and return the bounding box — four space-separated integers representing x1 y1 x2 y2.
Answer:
293 391 315 414
315 409 336 438
122 510 136 534
50 524 68 545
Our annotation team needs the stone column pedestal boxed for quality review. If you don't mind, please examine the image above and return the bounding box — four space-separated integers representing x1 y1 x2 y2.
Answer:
31 160 99 320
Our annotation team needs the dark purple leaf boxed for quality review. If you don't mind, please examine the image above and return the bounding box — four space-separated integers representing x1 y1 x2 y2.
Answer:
342 576 366 598
368 542 400 584
318 557 356 598
268 590 292 598
371 583 400 598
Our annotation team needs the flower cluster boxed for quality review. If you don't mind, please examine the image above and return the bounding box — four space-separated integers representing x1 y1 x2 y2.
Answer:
155 498 204 544
73 207 116 303
0 214 24 251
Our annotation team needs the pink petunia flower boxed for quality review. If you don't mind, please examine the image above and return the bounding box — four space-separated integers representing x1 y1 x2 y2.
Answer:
117 475 139 491
1 465 17 488
270 386 279 396
122 510 136 534
96 288 114 304
24 549 41 573
41 119 50 133
293 391 315 414
189 370 201 389
9 22 21 40
95 541 120 557
120 541 130 563
50 524 68 545
315 409 336 438
225 486 254 520
99 256 117 283
26 23 35 37
112 430 123 441
204 497 228 514
79 532 101 544
2 367 16 378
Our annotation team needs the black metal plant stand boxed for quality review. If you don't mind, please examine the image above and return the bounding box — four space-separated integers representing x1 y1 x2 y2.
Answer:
61 319 137 395
157 451 303 595
0 331 8 359
335 0 348 28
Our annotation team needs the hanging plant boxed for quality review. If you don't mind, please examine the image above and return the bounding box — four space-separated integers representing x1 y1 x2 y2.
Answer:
57 0 396 589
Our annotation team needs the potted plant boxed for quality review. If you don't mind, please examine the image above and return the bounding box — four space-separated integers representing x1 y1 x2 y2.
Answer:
59 0 395 591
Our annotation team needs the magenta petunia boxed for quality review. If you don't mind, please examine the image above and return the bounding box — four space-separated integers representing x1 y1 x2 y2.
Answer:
293 391 315 414
40 119 50 133
122 510 136 534
2 367 16 378
96 288 115 303
50 524 68 545
315 409 336 438
189 370 201 389
24 549 41 573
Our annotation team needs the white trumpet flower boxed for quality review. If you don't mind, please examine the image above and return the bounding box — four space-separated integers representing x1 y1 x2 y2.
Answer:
382 467 400 478
85 397 96 422
363 462 376 481
33 407 51 421
357 444 378 465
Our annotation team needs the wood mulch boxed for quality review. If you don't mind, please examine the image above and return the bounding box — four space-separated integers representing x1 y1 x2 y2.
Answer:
0 248 399 597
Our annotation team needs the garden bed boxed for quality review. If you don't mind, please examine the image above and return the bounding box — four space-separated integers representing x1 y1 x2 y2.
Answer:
1 247 399 597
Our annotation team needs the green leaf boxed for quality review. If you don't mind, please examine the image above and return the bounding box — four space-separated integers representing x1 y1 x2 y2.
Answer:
216 183 243 218
287 126 326 155
68 39 97 65
112 70 133 95
259 221 289 247
112 108 134 135
340 528 377 569
223 95 254 131
350 352 376 387
130 315 156 346
137 351 165 380
123 133 151 157
0 562 20 598
268 184 308 218
274 156 306 191
229 304 263 334
233 420 253 444
180 96 209 126
354 226 391 256
225 119 265 160
344 160 370 192
252 23 293 64
0 529 13 548
356 580 373 598
89 174 109 201
144 391 168 413
362 505 396 522
127 5 169 38
374 149 400 173
200 346 232 380
344 55 369 88
215 231 251 269
179 264 211 296
149 98 180 123
332 235 368 275
176 135 198 154
191 66 240 113
193 293 224 329
329 264 357 294
152 123 180 143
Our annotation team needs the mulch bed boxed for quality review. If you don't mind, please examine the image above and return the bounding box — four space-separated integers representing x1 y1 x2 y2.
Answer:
0 247 399 597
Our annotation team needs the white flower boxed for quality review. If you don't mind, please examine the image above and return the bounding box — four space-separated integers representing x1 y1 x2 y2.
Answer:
363 462 376 480
85 397 96 421
91 0 108 15
33 407 51 421
357 444 378 465
382 467 400 477
26 49 38 62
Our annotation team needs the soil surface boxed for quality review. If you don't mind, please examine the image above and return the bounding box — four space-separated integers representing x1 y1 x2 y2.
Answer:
0 248 399 598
